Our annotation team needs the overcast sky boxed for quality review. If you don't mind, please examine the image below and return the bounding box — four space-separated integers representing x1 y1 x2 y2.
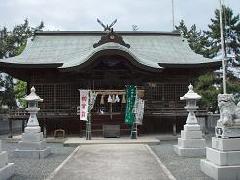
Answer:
0 0 239 32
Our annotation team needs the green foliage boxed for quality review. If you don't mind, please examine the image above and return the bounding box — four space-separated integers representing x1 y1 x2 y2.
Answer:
176 6 240 61
1 75 17 108
14 80 27 108
178 6 240 112
175 20 212 58
0 19 44 109
206 6 240 61
194 73 220 112
195 73 240 112
226 79 240 102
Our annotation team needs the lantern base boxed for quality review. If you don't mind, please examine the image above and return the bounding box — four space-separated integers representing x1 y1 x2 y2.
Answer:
25 126 41 133
174 145 205 157
14 128 51 159
14 147 51 159
174 124 206 157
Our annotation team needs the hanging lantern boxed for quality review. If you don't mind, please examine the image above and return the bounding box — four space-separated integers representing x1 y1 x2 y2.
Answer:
115 94 120 103
121 94 126 104
100 95 104 105
108 95 112 103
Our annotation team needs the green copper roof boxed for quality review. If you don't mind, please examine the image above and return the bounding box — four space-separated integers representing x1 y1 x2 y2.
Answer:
0 31 220 70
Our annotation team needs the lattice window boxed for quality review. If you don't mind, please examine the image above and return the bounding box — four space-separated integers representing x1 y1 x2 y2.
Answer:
145 82 188 108
33 84 54 109
163 84 175 101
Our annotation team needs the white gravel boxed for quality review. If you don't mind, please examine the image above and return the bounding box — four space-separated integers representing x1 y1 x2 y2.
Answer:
151 136 214 180
1 139 75 180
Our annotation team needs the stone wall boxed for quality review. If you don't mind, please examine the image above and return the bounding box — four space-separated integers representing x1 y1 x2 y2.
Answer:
0 114 22 135
197 114 219 134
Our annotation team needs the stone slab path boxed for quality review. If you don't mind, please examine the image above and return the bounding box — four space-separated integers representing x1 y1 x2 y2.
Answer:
48 144 174 180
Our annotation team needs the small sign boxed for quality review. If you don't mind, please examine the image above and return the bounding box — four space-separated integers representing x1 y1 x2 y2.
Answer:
79 90 89 121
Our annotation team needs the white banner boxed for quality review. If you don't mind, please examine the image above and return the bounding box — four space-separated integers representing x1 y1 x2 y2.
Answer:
134 98 145 125
79 90 89 121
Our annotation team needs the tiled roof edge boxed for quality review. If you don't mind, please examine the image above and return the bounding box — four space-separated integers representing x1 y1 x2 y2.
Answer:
35 31 181 36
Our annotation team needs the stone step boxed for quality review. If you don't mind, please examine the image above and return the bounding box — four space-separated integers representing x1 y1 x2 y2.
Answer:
178 138 205 148
14 147 51 159
17 141 47 150
200 159 240 180
174 145 206 157
212 137 240 151
183 124 201 131
206 147 240 166
181 130 203 139
22 132 43 142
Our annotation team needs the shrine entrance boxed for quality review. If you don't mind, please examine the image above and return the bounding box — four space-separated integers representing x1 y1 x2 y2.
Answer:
78 89 144 138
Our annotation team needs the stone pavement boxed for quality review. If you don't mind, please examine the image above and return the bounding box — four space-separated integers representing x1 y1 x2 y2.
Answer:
48 144 174 180
62 136 160 146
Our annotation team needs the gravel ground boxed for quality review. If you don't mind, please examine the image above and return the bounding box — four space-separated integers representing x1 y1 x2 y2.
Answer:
151 135 214 180
1 137 75 180
1 134 215 180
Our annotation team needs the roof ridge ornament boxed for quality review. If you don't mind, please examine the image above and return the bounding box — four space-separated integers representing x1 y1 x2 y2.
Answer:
94 18 130 49
97 18 117 32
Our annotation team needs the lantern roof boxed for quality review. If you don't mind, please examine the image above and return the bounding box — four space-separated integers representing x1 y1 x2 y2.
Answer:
180 84 201 100
24 86 43 102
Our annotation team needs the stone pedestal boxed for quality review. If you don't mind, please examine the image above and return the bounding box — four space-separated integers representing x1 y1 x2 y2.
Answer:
201 137 240 180
14 128 50 159
0 140 14 180
174 124 206 157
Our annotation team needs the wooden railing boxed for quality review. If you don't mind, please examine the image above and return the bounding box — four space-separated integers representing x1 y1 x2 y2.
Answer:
8 106 208 119
9 108 77 119
144 107 208 117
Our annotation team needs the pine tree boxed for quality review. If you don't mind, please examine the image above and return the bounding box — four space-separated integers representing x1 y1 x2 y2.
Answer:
175 20 211 58
206 5 240 62
0 19 44 108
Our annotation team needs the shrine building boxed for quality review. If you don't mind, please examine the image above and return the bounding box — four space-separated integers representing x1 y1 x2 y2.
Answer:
0 30 221 136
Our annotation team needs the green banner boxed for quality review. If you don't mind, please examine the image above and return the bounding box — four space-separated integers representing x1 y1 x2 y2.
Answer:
125 85 137 125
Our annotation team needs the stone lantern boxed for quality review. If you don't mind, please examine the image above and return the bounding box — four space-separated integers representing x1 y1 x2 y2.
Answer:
24 86 43 131
14 86 50 159
174 84 206 157
180 84 201 124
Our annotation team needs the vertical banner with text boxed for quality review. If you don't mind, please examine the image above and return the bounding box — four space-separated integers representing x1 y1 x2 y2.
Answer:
79 90 89 121
134 98 145 125
125 85 137 125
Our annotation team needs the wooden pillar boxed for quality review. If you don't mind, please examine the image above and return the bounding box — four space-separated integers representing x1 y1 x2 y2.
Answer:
21 119 25 132
204 115 208 135
173 116 177 136
79 120 83 138
43 118 47 138
8 118 13 138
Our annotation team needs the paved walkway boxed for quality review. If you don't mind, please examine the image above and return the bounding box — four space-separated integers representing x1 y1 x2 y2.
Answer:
48 144 174 180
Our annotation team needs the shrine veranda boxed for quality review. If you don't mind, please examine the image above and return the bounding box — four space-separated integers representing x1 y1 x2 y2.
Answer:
0 30 221 136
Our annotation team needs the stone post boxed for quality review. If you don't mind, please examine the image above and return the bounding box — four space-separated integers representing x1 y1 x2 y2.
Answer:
14 86 50 159
0 140 14 179
201 94 240 180
174 84 206 157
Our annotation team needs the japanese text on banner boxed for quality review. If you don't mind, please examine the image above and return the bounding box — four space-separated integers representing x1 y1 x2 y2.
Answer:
79 90 89 121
